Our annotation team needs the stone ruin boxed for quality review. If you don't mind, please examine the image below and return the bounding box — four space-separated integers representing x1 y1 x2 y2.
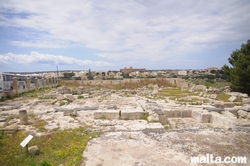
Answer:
1 84 250 165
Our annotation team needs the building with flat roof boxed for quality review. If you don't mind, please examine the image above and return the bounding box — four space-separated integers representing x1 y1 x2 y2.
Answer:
178 70 187 76
120 67 146 74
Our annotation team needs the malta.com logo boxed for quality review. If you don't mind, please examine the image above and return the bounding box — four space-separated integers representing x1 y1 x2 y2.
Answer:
190 154 247 164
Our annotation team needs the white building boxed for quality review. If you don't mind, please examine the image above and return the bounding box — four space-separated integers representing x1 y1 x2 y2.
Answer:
178 70 187 76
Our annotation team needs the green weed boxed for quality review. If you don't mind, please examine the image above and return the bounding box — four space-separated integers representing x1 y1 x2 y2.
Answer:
0 127 101 166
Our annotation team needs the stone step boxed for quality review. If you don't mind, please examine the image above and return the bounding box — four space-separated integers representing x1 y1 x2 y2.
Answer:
94 110 149 120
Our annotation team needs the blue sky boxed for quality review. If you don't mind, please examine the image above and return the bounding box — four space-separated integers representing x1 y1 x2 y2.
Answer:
0 0 250 72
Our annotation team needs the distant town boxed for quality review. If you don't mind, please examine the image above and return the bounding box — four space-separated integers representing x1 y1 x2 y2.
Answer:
4 67 227 81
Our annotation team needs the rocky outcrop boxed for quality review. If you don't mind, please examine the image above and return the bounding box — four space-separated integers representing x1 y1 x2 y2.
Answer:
238 110 248 118
243 104 250 112
243 98 250 104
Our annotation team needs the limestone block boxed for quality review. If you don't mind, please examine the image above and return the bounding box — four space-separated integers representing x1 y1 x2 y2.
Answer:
142 123 164 132
19 110 28 125
28 146 40 155
63 109 78 116
228 96 237 102
242 98 250 104
238 110 248 118
148 113 159 122
211 111 236 128
120 111 148 120
181 110 192 117
192 109 210 123
172 110 181 118
243 104 250 112
164 110 175 118
163 109 191 118
201 114 212 123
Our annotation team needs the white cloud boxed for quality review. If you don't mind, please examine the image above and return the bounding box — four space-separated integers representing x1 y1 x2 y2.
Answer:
0 0 250 64
0 51 114 66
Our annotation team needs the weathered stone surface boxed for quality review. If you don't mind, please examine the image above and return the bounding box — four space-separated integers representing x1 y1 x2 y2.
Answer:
247 113 250 120
203 107 224 114
228 92 242 97
19 110 28 125
57 86 71 94
207 88 220 94
28 146 40 155
163 109 192 118
151 89 158 95
94 110 119 119
107 105 117 109
147 113 159 122
228 96 237 102
191 85 206 91
223 102 235 108
63 109 78 116
192 109 212 123
54 107 70 112
241 93 249 98
227 92 248 98
158 115 169 125
153 108 163 115
57 94 65 100
243 104 250 112
210 111 237 128
211 102 234 108
181 110 192 117
238 110 248 118
242 98 250 104
210 94 217 99
225 106 241 117
0 106 12 111
75 106 99 111
120 112 148 120
201 114 212 123
75 86 92 95
0 118 6 122
64 94 76 101
45 92 58 99
4 91 16 98
2 123 18 135
0 103 22 111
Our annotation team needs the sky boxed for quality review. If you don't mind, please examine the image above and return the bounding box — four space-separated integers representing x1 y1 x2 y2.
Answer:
0 0 250 72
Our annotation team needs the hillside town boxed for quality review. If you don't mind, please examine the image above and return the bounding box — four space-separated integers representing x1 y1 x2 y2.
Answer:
11 67 225 81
